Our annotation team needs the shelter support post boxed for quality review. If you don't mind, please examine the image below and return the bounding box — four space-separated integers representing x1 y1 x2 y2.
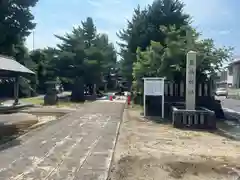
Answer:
14 76 19 105
162 88 164 118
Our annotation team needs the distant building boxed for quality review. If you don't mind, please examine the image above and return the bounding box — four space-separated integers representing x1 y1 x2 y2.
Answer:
216 68 233 88
215 57 240 88
228 57 240 88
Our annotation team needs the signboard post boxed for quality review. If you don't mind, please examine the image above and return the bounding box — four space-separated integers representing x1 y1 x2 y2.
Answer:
143 77 165 118
186 51 197 110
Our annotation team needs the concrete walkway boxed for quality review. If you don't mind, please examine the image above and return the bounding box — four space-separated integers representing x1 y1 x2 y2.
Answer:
0 101 125 180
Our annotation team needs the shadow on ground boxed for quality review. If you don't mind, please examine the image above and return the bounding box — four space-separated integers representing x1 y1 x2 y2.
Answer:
142 114 240 141
0 138 21 152
144 116 171 125
109 108 240 180
0 123 22 151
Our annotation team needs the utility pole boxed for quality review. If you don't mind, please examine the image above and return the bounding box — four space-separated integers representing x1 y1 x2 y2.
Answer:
186 27 194 51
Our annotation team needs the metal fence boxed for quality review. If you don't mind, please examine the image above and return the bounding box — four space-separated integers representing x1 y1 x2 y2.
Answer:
164 80 214 99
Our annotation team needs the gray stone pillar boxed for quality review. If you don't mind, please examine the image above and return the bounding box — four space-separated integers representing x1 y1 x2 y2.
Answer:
186 51 197 110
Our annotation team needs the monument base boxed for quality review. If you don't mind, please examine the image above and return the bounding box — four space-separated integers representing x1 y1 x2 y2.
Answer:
172 106 216 129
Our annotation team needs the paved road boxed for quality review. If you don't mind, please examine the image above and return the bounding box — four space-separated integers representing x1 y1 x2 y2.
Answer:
0 101 124 180
216 96 240 114
39 91 72 98
220 97 240 112
215 96 240 122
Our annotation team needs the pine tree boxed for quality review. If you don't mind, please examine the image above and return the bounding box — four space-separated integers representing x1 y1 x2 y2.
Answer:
118 0 189 84
0 0 38 56
54 17 117 101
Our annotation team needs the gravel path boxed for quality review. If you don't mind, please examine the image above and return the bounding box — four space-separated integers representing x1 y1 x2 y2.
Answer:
0 101 124 180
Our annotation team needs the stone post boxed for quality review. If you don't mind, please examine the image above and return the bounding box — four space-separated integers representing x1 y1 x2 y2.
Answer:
186 51 197 110
44 81 58 105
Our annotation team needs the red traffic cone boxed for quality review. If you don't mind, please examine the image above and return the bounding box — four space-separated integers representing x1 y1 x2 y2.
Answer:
127 95 131 105
109 95 113 101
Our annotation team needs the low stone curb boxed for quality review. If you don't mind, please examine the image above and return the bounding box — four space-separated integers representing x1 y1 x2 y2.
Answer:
0 106 76 151
217 128 240 141
106 100 126 180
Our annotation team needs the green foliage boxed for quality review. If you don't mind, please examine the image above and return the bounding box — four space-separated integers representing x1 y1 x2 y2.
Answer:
30 48 58 93
118 0 233 92
0 0 38 55
133 25 233 87
52 17 117 100
54 17 116 86
118 0 189 84
0 0 233 100
0 0 38 97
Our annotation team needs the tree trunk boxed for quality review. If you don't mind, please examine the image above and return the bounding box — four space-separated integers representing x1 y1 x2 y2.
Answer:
71 77 85 102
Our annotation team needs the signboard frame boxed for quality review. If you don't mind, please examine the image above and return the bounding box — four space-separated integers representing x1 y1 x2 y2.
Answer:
143 77 165 118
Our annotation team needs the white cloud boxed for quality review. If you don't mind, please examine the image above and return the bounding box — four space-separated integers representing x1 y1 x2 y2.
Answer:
87 0 102 7
218 30 230 35
182 0 231 26
89 0 153 49
91 0 134 28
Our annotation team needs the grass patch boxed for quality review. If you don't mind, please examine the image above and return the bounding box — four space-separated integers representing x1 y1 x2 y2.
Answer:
21 97 83 107
21 97 43 105
131 103 143 111
56 101 84 107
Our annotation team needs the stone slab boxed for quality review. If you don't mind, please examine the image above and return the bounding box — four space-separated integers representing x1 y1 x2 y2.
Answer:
0 101 124 180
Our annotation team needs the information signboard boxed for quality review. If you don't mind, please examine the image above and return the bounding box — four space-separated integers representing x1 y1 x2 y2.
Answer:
143 78 165 118
144 80 164 96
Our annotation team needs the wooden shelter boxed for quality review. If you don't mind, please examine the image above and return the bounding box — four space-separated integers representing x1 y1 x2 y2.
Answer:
0 55 35 105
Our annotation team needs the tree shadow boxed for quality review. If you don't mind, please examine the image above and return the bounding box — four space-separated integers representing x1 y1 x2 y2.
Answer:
0 123 22 151
142 114 172 125
175 127 240 141
215 115 240 141
143 114 240 141
213 129 240 141
223 111 240 121
0 138 21 152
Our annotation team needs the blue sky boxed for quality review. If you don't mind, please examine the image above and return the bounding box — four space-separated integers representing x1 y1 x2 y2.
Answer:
26 0 240 57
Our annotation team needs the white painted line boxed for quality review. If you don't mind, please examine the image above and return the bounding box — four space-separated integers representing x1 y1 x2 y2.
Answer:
105 109 125 180
223 108 240 120
68 136 102 180
44 137 83 179
11 135 70 180
223 108 239 114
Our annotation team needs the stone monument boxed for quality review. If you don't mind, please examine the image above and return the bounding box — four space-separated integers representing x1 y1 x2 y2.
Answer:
186 51 197 110
185 28 196 110
171 28 215 129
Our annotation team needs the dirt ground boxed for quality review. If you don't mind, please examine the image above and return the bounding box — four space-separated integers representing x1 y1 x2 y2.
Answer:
108 108 240 180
